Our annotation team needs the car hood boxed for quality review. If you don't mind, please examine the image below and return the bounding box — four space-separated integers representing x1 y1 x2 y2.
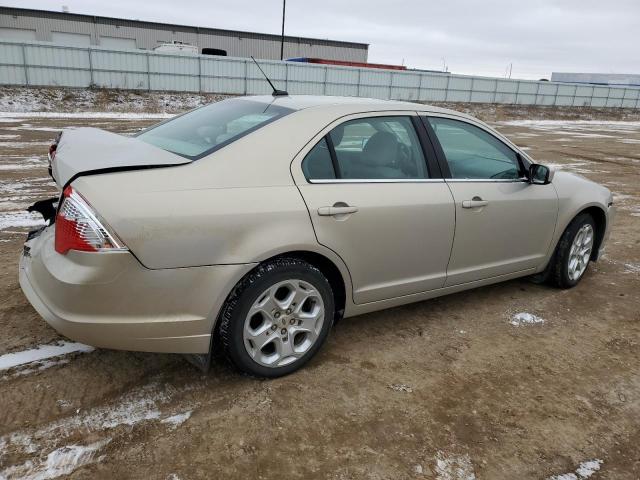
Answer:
52 127 190 188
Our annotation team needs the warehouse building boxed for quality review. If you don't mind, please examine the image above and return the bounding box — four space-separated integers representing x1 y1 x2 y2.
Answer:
0 6 368 61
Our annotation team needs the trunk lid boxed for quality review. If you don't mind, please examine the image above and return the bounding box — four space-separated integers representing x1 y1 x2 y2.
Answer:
52 127 190 187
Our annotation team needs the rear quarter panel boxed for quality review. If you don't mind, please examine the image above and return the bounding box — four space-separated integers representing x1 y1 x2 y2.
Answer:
74 173 316 269
71 107 355 270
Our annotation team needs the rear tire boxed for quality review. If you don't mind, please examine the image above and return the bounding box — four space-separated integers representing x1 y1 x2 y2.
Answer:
218 257 334 378
549 213 596 289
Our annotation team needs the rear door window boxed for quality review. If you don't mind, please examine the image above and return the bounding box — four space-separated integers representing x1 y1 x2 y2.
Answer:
301 138 336 180
328 116 428 180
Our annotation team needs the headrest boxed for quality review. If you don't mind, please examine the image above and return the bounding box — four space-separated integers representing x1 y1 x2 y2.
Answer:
362 131 398 166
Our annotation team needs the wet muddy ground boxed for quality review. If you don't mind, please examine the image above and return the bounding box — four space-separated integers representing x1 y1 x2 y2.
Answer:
0 109 639 479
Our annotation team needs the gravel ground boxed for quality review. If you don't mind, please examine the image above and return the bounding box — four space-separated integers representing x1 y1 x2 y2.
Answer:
0 107 639 480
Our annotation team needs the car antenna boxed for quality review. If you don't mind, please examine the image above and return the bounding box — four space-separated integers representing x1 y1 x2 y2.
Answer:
251 56 288 97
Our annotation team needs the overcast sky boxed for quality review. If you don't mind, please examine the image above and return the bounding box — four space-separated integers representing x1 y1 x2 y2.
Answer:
6 0 640 79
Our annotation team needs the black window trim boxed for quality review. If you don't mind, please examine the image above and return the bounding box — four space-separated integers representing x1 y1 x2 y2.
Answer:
420 114 531 182
411 115 443 179
302 113 444 183
324 133 342 178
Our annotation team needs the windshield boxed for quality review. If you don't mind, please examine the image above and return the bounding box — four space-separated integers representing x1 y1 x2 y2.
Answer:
137 98 294 159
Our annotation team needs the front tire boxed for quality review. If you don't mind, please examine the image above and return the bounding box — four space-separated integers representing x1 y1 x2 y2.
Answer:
549 213 596 288
218 258 335 378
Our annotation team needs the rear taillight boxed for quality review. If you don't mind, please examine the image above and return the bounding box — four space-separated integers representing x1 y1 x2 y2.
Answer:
54 186 127 255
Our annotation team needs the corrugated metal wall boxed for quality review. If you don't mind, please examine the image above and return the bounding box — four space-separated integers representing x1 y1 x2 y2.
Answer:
1 40 640 109
0 8 369 62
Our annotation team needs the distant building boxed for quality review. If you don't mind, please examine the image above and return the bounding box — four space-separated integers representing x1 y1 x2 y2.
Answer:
551 72 640 87
0 6 368 62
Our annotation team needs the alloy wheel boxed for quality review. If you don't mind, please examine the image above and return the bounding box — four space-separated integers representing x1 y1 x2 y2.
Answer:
243 279 325 368
567 223 594 281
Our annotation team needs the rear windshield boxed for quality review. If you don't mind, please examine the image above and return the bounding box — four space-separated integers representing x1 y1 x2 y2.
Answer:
137 98 294 159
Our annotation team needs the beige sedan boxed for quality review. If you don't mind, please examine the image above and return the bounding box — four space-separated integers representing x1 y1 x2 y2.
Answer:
19 96 615 377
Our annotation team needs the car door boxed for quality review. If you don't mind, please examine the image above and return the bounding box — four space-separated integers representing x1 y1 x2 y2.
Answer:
423 115 558 286
294 113 455 304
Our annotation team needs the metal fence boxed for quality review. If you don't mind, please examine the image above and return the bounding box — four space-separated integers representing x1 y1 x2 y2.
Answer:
2 40 640 109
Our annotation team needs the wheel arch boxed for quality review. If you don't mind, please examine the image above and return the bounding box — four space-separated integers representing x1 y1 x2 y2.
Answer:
212 248 351 340
538 202 608 280
262 250 348 323
576 205 607 261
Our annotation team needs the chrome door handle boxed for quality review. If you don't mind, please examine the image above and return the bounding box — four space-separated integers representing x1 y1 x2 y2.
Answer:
462 198 489 208
318 205 359 216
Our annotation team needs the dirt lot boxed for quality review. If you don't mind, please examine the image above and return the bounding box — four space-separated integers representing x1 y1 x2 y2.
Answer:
0 105 639 479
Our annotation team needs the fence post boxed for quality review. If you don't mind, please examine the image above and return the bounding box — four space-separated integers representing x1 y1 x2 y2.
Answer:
285 62 289 92
323 66 327 95
388 72 394 100
356 68 361 97
534 81 541 106
417 74 424 101
244 59 248 95
553 83 559 106
21 43 29 86
571 84 577 107
469 77 475 103
492 79 498 103
87 47 94 87
444 74 451 102
198 55 202 93
146 51 151 91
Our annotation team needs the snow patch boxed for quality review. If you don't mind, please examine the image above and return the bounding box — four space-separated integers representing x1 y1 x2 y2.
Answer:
565 132 614 138
4 125 64 132
0 162 44 171
0 178 56 199
0 439 110 480
500 120 640 128
575 460 603 478
435 451 476 480
2 358 71 381
161 411 192 430
389 384 413 393
0 382 175 467
623 263 640 274
0 111 173 120
548 459 603 480
510 312 545 326
0 141 51 148
0 342 94 372
544 161 593 174
509 132 540 138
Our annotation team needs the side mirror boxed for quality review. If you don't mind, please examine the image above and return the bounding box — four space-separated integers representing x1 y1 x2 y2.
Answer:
529 163 553 185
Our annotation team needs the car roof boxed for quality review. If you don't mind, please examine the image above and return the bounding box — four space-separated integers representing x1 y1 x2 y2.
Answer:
243 95 465 117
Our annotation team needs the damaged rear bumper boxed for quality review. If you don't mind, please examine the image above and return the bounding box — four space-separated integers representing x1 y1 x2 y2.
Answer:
19 226 254 354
